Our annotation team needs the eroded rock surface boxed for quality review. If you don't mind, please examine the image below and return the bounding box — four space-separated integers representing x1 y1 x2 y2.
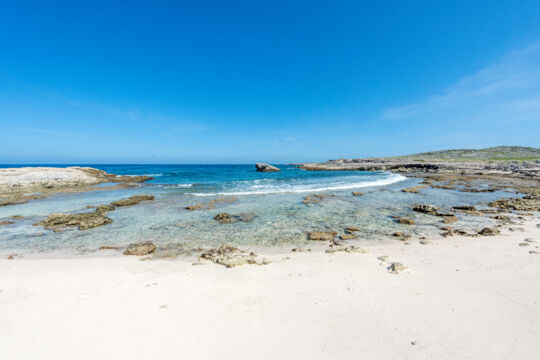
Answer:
214 212 257 224
307 231 337 241
124 242 157 256
198 245 268 268
110 195 155 207
255 163 280 172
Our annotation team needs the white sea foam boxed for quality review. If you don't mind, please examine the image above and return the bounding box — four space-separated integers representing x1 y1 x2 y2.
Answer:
154 183 193 188
192 173 406 196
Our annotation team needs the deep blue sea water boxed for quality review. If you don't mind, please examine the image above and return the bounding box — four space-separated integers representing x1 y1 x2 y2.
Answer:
0 164 509 254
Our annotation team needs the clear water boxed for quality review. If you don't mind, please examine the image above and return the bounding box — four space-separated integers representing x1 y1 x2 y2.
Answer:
0 165 509 254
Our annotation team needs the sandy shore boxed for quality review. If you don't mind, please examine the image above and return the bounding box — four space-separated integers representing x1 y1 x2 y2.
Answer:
0 219 538 359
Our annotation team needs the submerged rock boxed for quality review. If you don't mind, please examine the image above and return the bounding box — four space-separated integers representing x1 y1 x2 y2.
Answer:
34 211 113 231
412 204 453 217
345 226 360 233
302 193 335 205
255 163 280 172
442 215 458 223
8 215 24 220
198 244 268 268
352 192 364 196
214 212 258 224
110 195 155 207
396 218 415 225
0 220 15 226
339 233 357 240
412 204 439 214
452 205 477 212
124 242 157 256
307 231 337 241
185 197 237 211
401 184 429 193
488 195 540 212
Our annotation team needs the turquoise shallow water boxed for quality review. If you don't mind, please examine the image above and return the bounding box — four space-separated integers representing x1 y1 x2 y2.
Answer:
0 165 510 254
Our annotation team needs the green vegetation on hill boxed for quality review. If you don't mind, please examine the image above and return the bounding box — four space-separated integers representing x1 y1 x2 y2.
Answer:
393 146 540 161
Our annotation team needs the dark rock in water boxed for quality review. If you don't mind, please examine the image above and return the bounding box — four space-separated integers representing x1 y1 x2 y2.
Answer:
442 216 458 223
345 226 361 233
307 231 337 241
302 193 335 205
255 163 280 172
110 195 155 207
214 213 233 223
339 233 357 240
352 192 364 196
412 204 453 217
185 204 204 211
0 220 15 226
124 242 157 256
452 205 477 212
8 215 24 220
34 211 113 231
478 227 500 236
402 185 429 193
488 195 540 212
185 197 238 211
396 218 415 225
412 204 439 214
214 212 257 224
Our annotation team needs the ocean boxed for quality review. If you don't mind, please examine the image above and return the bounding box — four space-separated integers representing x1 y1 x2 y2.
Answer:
0 164 507 254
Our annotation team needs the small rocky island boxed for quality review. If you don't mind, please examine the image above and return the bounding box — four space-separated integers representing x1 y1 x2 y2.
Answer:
255 163 280 172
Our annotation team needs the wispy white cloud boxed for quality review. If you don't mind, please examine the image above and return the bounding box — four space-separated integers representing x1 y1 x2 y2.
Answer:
22 84 209 135
382 41 540 125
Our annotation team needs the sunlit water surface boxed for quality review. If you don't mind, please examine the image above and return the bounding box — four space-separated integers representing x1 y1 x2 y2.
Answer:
0 165 510 254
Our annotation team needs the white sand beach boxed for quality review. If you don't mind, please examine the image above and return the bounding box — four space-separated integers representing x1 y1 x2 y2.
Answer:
1 219 538 360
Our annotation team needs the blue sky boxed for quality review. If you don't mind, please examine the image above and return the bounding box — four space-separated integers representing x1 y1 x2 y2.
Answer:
1 1 540 164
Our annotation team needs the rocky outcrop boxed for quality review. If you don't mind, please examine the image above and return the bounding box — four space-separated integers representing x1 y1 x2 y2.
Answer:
387 262 408 274
412 204 454 217
255 163 280 172
34 195 155 231
34 210 113 231
0 220 15 226
214 212 257 224
302 193 335 205
488 195 540 212
185 197 237 211
110 195 155 207
478 227 500 236
402 184 429 193
0 167 154 198
307 231 337 241
198 245 269 268
396 218 415 225
124 242 157 256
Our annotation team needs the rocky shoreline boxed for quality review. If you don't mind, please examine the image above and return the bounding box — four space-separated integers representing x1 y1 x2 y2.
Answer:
0 167 153 206
301 158 540 180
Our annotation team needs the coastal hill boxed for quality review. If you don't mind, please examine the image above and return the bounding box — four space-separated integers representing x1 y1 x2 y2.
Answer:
393 146 540 161
301 146 540 178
